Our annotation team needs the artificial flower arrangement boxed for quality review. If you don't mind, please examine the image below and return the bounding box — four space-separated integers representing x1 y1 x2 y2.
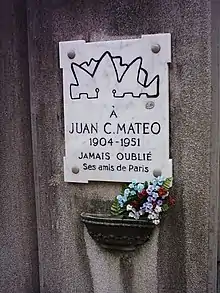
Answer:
110 176 174 225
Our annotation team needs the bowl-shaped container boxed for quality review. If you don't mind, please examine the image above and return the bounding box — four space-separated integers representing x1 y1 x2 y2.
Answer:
81 212 155 251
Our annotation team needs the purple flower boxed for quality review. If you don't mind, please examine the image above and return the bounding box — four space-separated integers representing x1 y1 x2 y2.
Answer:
157 199 163 206
152 192 158 201
147 196 153 202
141 202 153 213
147 185 154 195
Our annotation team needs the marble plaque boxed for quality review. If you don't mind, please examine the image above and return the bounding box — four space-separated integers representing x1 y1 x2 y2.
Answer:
59 34 172 183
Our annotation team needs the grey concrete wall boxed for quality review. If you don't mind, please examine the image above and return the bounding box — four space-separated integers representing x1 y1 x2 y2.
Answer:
0 0 217 292
26 1 217 293
210 1 220 292
0 1 40 292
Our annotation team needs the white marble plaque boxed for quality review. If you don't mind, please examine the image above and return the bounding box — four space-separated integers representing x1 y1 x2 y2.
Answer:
59 34 172 183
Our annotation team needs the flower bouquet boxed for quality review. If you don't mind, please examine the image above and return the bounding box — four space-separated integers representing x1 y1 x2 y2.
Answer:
81 176 174 251
110 176 174 225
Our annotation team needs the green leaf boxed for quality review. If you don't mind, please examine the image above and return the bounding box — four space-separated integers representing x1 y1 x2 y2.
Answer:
163 178 173 191
144 181 148 189
127 194 138 202
162 204 169 212
110 197 125 216
121 183 129 194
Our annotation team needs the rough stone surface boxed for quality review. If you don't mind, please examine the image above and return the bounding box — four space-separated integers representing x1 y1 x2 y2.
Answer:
84 227 158 293
210 1 220 291
0 1 39 292
25 1 217 293
146 1 212 293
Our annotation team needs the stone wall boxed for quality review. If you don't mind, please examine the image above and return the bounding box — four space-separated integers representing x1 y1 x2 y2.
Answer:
0 1 39 292
0 0 219 293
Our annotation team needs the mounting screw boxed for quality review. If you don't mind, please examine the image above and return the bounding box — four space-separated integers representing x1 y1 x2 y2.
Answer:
145 101 155 109
67 51 76 59
72 166 79 174
153 169 162 177
151 44 161 54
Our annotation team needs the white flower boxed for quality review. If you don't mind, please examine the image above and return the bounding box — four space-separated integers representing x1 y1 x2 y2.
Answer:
139 209 145 216
162 191 169 199
126 204 133 211
153 219 160 225
154 205 162 213
127 205 140 219
148 212 159 220
128 211 140 220
148 213 154 220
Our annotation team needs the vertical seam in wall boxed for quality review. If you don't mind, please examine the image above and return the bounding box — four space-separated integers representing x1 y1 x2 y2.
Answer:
25 0 41 291
210 1 219 292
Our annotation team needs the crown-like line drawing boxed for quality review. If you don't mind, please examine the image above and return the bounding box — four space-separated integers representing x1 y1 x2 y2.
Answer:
70 51 160 100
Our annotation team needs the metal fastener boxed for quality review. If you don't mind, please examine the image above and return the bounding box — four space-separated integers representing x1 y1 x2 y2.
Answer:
153 169 162 177
151 44 161 54
72 166 79 174
145 101 155 109
67 51 76 59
